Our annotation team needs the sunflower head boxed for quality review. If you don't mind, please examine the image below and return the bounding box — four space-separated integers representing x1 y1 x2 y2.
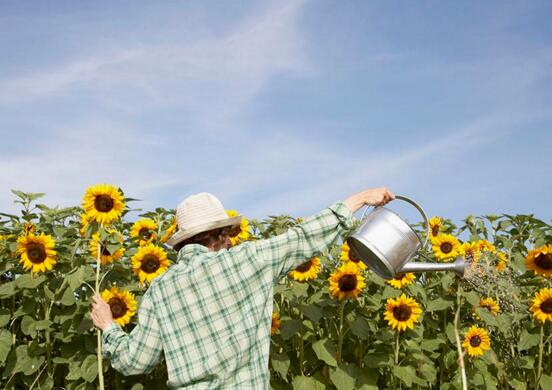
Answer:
525 245 552 278
131 243 171 286
130 219 158 246
477 240 496 254
462 326 491 357
386 272 416 289
340 241 367 270
271 312 281 335
288 257 321 282
100 287 138 327
384 294 422 332
473 297 500 320
23 222 36 235
160 217 177 243
225 210 250 245
79 214 91 237
531 288 552 323
82 184 125 225
90 230 125 266
428 216 443 238
495 251 509 272
17 232 57 274
328 262 366 301
461 242 481 262
431 234 461 262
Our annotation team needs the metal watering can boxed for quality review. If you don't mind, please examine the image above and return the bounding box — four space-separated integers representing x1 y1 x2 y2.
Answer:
346 195 466 280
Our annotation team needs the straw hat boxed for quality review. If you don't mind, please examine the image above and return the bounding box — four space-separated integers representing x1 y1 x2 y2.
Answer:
166 192 242 247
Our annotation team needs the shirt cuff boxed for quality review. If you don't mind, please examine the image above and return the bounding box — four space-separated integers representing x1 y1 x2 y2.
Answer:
102 321 123 358
328 200 356 230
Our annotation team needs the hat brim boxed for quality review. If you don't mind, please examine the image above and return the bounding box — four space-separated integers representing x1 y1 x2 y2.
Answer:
166 215 243 247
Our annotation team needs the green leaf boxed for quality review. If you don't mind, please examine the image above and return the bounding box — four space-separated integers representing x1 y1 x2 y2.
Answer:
0 281 16 298
16 274 47 289
21 316 38 338
299 303 322 323
279 318 301 340
0 329 12 363
518 329 540 351
474 308 498 327
350 317 371 340
463 290 480 307
270 352 290 381
356 367 379 390
312 338 338 367
81 354 98 382
421 338 444 352
540 374 552 390
330 364 357 390
291 281 309 298
292 375 325 390
393 366 417 387
0 308 11 327
363 352 390 368
445 323 456 345
426 298 454 312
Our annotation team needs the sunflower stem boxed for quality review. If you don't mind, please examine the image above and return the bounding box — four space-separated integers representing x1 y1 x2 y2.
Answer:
95 226 105 390
536 323 544 388
454 285 467 390
336 299 346 365
394 331 400 365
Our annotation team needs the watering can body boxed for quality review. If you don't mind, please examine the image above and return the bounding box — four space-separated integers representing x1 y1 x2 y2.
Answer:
347 195 466 280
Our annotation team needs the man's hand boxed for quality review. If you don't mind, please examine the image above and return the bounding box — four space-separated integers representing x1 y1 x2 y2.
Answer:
91 292 115 331
343 187 396 213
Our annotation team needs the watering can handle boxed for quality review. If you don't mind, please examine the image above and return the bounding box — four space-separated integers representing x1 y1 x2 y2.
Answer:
359 195 430 250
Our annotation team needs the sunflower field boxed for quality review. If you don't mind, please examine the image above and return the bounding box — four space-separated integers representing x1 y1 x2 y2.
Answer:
0 186 551 389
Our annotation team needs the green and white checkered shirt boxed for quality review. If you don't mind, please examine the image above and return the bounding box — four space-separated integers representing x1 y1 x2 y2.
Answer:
102 200 355 389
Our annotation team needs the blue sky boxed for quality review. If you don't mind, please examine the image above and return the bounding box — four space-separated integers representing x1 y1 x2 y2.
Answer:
0 0 550 225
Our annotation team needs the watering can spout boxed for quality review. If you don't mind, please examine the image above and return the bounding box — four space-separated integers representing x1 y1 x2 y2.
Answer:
399 256 466 278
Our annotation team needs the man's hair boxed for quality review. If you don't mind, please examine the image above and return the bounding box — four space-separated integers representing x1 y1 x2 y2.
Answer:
173 225 237 252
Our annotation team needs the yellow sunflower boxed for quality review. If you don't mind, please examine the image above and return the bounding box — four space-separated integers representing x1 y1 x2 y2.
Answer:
160 217 177 243
525 244 552 278
23 222 36 235
100 287 138 327
473 297 500 320
340 241 367 270
386 273 416 289
495 251 509 272
271 312 281 335
131 243 171 285
328 262 366 301
477 240 496 254
431 234 461 262
530 288 552 323
462 326 491 357
384 294 422 332
428 216 443 240
82 184 125 225
90 230 125 266
461 241 481 262
288 257 321 281
79 213 91 236
17 232 57 274
226 210 250 245
130 219 158 246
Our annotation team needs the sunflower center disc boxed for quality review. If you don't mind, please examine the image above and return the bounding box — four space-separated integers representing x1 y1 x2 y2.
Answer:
295 261 312 273
441 242 453 253
541 299 552 314
108 298 128 319
431 226 439 237
338 274 358 292
142 255 160 273
94 195 114 212
470 335 482 347
101 246 111 256
393 304 412 321
26 242 46 263
139 228 152 240
394 273 405 280
535 253 552 270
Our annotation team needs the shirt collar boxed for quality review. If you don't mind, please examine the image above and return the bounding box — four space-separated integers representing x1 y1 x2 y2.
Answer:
177 243 211 263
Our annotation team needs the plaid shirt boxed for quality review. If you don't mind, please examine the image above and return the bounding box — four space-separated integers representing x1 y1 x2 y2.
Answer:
102 200 355 389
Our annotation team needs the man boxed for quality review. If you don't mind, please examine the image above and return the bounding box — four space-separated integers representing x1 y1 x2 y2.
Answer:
91 187 395 389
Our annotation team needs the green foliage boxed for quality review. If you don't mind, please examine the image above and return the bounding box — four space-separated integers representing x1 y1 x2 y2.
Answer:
0 190 551 388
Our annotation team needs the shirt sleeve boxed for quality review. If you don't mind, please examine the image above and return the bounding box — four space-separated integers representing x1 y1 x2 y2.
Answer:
101 287 163 376
249 200 356 283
